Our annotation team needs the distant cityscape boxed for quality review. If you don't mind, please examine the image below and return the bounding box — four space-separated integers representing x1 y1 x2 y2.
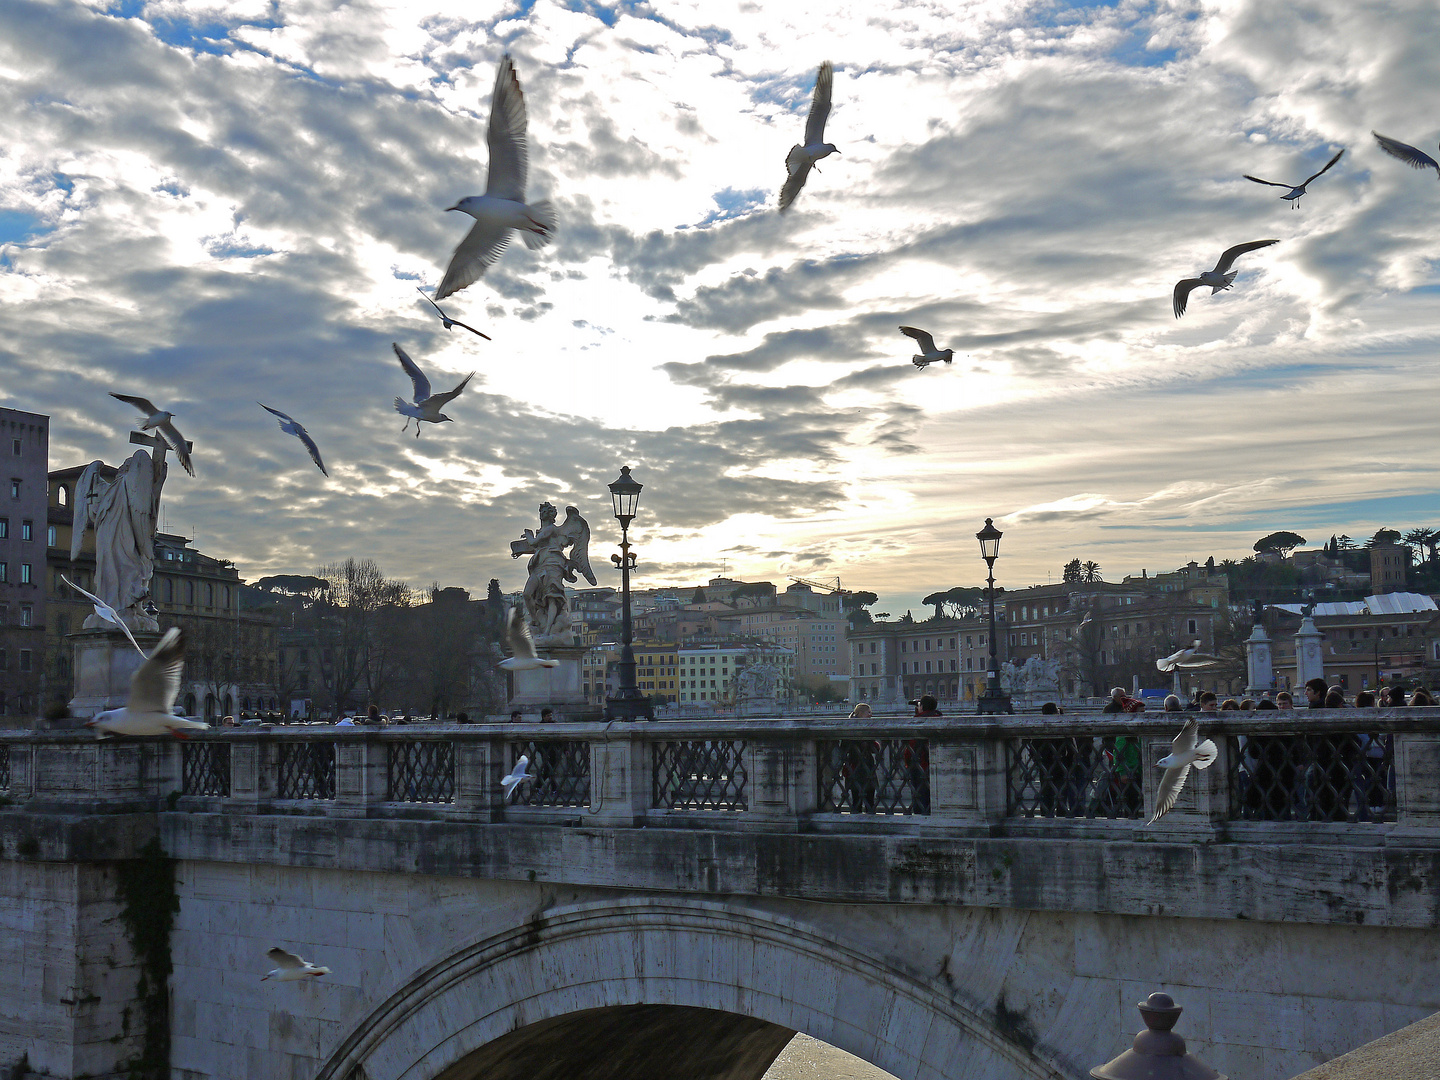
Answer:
4 405 1439 720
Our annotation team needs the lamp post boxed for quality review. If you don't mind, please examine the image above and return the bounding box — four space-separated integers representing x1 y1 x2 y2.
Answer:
976 517 1013 715
605 466 652 721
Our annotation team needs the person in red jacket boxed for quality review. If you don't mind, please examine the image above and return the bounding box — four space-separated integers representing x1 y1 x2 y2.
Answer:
1102 686 1146 713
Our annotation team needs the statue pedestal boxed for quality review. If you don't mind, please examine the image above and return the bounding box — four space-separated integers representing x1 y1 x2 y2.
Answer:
67 628 162 722
508 645 595 715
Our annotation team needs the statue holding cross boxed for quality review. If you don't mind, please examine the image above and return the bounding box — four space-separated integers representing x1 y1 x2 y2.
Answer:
70 428 191 632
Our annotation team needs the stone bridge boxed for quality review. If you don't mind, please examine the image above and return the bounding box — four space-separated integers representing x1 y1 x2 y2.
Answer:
1 711 1438 1080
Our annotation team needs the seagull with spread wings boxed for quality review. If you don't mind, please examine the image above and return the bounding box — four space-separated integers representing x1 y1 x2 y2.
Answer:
258 403 328 477
416 288 492 341
499 606 559 671
779 61 840 212
1244 148 1344 207
501 755 533 800
1172 239 1279 318
85 628 208 738
392 343 473 437
261 947 330 983
62 574 145 656
109 393 195 476
1372 131 1440 179
436 54 557 300
1148 718 1219 824
899 326 954 370
1156 640 1219 672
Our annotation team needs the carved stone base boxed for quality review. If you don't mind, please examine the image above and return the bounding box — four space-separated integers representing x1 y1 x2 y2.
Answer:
508 645 591 711
66 628 163 722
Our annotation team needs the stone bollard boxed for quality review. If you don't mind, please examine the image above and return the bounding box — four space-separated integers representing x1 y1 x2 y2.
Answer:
1091 992 1225 1080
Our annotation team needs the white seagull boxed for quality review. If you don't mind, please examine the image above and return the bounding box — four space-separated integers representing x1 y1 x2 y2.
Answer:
392 343 473 437
1077 611 1094 630
898 326 954 370
85 628 209 738
1148 718 1218 824
261 947 330 983
1172 239 1279 318
417 288 492 341
62 574 145 656
436 54 557 300
501 755 532 800
1156 640 1218 673
258 403 328 477
1244 148 1344 206
1372 131 1440 179
499 606 559 671
778 61 840 212
109 393 196 476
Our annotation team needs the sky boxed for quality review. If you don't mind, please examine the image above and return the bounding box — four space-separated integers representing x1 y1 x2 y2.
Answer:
2 0 1439 617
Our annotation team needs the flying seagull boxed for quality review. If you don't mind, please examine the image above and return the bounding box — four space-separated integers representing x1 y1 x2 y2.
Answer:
436 54 557 300
898 326 954 370
1148 718 1218 824
109 393 195 476
501 755 532 801
1077 611 1094 630
85 628 208 738
62 574 145 656
258 403 328 477
261 947 330 983
1172 239 1279 318
778 61 840 212
499 606 559 670
1156 640 1218 672
1244 148 1344 206
1372 131 1440 179
416 288 492 341
392 343 473 437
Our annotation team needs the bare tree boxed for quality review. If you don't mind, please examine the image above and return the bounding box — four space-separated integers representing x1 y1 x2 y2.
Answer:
314 558 410 715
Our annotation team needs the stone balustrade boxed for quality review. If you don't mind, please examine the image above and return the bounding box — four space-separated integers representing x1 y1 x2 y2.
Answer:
3 709 1437 840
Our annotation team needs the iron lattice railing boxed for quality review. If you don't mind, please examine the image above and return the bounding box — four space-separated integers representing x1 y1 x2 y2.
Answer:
277 741 337 800
0 744 9 791
510 740 590 808
1229 732 1396 823
1006 737 1145 820
652 740 748 811
817 739 930 816
387 741 455 804
181 742 231 797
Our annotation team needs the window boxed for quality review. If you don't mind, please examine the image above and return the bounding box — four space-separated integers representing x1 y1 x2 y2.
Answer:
47 525 55 546
10 439 18 456
20 520 31 541
0 562 5 582
57 485 67 507
0 519 6 539
9 479 18 499
1187 619 1198 634
869 643 876 653
186 580 194 604
20 604 32 627
19 564 30 584
206 584 214 607
19 649 31 672
0 650 5 670
901 663 908 674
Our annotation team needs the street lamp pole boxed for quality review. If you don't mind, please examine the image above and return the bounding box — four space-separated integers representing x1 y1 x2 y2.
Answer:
976 517 1013 715
605 466 651 721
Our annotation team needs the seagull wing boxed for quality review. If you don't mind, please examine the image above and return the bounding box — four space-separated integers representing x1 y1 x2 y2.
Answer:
1171 718 1199 757
110 392 159 416
898 326 938 353
1148 763 1191 824
293 426 328 477
128 627 184 714
258 402 295 427
427 372 474 409
804 61 833 146
778 159 812 212
265 947 305 970
1213 239 1279 275
1242 174 1290 189
417 287 449 319
485 54 529 202
505 606 538 659
445 317 492 341
1372 132 1440 174
392 343 432 403
1172 278 1203 318
62 573 145 655
436 219 512 300
1300 148 1344 187
156 419 195 477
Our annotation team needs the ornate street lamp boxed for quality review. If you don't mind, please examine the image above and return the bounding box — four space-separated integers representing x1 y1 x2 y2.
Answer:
605 467 651 721
976 517 1013 715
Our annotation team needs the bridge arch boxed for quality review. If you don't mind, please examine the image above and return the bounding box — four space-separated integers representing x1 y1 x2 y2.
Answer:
316 898 1070 1080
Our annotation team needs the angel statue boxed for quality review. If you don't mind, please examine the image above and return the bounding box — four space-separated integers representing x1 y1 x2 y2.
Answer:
70 444 169 633
509 503 598 646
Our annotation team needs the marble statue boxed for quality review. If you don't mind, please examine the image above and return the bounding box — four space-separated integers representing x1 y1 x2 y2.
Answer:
70 445 169 632
510 503 597 647
737 662 779 703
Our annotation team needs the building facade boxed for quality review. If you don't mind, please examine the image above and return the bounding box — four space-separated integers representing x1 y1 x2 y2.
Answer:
1 408 49 718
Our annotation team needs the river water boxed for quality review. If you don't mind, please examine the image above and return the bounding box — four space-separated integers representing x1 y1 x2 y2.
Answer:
762 1033 898 1080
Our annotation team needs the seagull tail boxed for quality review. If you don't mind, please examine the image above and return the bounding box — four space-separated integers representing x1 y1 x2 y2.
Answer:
523 200 557 250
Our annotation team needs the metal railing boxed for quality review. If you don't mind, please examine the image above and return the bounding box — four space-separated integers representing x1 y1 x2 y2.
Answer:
817 739 930 815
278 740 337 801
652 740 747 811
0 711 1434 835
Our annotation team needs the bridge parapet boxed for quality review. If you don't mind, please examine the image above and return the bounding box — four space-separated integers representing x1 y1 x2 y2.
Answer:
3 710 1437 841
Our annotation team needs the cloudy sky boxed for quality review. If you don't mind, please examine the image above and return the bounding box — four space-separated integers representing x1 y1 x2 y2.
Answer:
2 0 1438 615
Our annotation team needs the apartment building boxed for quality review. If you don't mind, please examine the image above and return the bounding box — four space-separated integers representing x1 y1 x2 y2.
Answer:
0 408 48 717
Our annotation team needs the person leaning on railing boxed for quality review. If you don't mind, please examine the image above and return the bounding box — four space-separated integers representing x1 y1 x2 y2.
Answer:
905 696 938 814
842 703 879 813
